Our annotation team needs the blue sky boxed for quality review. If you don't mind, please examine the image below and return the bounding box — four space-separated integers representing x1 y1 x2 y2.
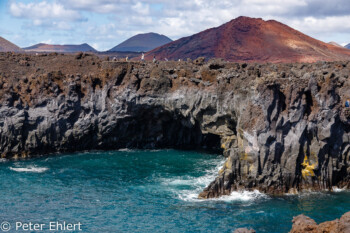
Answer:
1 0 350 51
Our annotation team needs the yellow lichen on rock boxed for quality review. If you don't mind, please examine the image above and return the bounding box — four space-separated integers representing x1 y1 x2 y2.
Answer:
249 164 255 172
301 155 317 178
219 156 233 174
221 143 226 150
240 152 249 161
221 135 237 150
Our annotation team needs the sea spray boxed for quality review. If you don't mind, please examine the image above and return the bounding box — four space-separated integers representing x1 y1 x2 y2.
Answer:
10 166 49 173
158 156 267 202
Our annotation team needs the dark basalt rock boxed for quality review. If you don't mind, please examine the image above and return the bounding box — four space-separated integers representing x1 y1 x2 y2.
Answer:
0 53 350 197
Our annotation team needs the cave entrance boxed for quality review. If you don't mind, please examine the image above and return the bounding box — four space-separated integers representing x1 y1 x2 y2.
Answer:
99 105 223 154
198 133 222 154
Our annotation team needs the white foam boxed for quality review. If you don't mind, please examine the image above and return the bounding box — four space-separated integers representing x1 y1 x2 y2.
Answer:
167 178 193 186
0 158 7 163
162 159 224 186
213 190 266 202
160 157 267 202
118 148 133 152
332 187 345 192
10 166 49 173
179 189 266 202
149 149 162 152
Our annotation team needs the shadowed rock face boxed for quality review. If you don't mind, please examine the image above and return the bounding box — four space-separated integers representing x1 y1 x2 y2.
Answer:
1 53 350 197
147 16 350 63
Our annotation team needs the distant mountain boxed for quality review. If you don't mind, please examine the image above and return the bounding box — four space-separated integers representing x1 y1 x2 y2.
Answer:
0 36 23 52
109 33 172 52
345 43 350 49
147 16 350 63
23 43 97 53
328 42 343 48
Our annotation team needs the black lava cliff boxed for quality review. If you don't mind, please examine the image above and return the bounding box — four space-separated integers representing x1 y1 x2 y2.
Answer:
1 53 350 197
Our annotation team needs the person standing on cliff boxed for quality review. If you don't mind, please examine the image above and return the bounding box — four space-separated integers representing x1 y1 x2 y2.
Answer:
346 99 350 108
141 53 145 61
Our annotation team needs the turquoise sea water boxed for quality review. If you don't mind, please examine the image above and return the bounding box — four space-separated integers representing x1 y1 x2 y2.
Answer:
1 150 350 233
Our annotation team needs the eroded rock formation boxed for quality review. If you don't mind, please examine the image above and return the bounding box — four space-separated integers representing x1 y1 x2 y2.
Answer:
0 52 350 197
233 211 350 233
289 212 350 233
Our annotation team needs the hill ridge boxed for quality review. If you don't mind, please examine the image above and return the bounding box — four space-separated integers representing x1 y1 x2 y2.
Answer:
0 36 24 52
147 16 350 63
109 32 172 52
23 43 97 53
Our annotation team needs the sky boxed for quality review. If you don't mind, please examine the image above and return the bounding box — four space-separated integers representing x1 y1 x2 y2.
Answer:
0 0 350 51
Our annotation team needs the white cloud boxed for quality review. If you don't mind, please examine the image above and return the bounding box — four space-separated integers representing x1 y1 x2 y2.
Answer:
287 16 350 34
91 43 99 50
61 0 126 13
10 1 82 20
132 2 150 16
9 1 84 30
40 39 54 44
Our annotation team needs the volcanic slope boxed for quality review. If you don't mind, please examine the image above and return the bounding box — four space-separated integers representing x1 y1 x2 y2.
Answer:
0 37 23 52
109 32 172 52
23 43 97 53
147 16 350 63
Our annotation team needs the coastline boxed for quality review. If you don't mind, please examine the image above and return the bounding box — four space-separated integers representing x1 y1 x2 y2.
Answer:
1 52 350 197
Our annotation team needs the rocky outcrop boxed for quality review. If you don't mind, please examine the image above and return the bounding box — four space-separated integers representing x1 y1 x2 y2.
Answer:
199 59 350 196
232 211 350 233
289 212 350 233
233 228 256 233
1 53 350 197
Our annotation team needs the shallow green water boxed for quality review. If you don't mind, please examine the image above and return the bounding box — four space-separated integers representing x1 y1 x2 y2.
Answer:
0 150 349 232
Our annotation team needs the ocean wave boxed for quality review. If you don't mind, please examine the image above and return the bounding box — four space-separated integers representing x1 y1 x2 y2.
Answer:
160 158 266 202
166 177 193 186
211 190 266 202
0 158 7 163
179 189 266 202
10 166 49 173
161 158 225 187
332 187 346 192
117 148 135 152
